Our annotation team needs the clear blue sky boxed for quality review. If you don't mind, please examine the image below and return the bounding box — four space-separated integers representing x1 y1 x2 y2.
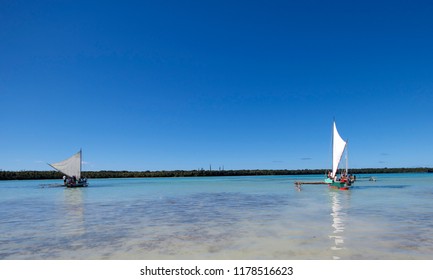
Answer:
1 0 433 171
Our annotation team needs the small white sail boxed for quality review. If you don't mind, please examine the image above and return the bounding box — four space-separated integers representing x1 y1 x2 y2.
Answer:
49 150 82 179
332 122 347 178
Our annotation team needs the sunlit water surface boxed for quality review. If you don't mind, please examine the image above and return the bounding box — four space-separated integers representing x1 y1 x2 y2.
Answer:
1 174 432 259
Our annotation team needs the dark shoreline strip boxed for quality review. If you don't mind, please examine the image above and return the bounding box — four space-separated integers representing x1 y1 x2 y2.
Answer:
1 168 432 180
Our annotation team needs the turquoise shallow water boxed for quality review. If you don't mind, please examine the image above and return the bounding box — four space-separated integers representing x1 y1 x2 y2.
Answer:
1 174 433 259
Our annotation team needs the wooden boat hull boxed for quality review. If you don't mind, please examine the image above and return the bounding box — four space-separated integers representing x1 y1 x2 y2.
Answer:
325 178 352 191
329 184 350 191
66 182 88 188
327 180 351 191
324 178 333 184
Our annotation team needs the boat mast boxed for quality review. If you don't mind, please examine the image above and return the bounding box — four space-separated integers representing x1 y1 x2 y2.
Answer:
80 148 82 179
331 120 334 177
345 141 348 175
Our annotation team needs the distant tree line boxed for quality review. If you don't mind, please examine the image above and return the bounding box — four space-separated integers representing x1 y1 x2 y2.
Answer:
1 167 432 180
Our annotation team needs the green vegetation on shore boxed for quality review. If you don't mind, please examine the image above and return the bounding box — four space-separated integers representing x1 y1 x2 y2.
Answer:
1 167 432 180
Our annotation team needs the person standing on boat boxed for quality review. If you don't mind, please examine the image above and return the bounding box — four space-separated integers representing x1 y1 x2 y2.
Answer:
341 173 348 183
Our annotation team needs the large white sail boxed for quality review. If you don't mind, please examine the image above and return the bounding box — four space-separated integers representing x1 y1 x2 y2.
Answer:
49 150 82 179
332 122 347 178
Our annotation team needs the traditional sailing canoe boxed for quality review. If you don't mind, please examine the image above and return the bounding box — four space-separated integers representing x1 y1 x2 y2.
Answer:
49 150 88 188
325 122 354 190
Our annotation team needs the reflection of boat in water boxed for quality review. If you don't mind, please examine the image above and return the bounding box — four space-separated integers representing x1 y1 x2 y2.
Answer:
329 191 348 259
324 121 355 190
62 188 86 238
49 150 88 188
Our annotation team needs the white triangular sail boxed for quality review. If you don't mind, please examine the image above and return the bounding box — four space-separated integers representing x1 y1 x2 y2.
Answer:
332 122 347 178
49 150 82 179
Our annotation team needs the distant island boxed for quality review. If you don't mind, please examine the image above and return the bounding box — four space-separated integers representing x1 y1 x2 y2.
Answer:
1 167 432 180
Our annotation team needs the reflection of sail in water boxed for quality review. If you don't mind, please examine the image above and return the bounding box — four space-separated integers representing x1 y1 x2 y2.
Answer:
62 189 86 237
329 191 347 259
